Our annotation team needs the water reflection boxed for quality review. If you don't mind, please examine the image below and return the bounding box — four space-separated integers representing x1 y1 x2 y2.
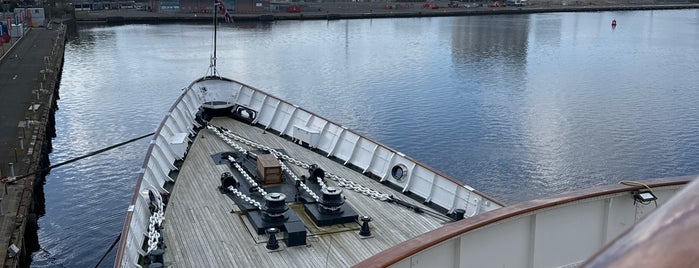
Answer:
33 10 699 268
450 15 529 66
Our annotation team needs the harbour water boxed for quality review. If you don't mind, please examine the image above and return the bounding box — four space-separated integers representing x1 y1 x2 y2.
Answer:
32 9 699 267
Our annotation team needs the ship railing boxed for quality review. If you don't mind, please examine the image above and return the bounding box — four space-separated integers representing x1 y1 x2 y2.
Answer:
583 176 699 267
354 175 694 268
115 84 203 268
228 81 505 215
116 76 507 267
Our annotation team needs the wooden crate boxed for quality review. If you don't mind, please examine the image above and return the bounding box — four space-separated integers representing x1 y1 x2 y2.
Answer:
257 154 282 185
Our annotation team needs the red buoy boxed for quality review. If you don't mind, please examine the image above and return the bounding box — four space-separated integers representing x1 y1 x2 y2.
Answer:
612 19 617 27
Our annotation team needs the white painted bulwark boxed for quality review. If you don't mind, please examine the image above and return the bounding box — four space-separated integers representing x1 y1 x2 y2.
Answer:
116 76 502 267
221 78 499 215
459 215 532 267
381 183 686 268
196 78 240 109
117 81 203 267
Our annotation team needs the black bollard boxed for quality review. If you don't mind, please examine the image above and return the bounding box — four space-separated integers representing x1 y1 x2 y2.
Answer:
359 216 372 237
266 228 280 250
149 248 164 263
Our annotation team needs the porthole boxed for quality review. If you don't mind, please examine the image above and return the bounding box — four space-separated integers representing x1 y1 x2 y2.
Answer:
391 164 407 181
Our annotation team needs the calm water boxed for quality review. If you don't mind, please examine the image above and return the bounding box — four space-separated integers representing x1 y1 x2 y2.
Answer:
32 9 699 267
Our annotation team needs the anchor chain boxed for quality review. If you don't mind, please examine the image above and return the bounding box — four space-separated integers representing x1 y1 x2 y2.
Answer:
277 157 320 202
209 125 320 201
208 125 392 201
146 198 164 254
227 155 268 197
227 186 262 209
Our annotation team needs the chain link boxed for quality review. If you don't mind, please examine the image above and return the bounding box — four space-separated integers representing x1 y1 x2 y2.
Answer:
210 125 320 201
227 156 268 197
277 157 320 202
146 197 165 254
208 125 392 202
227 186 262 209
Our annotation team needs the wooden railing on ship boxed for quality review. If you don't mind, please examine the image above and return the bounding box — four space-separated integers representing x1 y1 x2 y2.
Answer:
354 175 695 268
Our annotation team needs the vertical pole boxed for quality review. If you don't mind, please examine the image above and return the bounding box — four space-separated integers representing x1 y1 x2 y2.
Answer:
213 0 217 73
9 163 14 177
19 136 24 150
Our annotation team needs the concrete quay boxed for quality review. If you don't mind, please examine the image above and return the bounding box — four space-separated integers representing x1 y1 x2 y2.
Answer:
75 2 699 23
0 24 66 267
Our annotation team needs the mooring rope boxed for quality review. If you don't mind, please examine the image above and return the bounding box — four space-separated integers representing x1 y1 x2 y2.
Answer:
93 234 121 268
3 132 155 183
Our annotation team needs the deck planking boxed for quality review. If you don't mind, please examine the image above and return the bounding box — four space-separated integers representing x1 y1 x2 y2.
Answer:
163 117 451 267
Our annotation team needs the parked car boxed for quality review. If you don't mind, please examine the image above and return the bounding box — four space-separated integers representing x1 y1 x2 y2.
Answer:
505 0 527 6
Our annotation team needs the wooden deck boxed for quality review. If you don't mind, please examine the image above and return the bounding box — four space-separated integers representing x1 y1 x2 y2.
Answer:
162 117 452 267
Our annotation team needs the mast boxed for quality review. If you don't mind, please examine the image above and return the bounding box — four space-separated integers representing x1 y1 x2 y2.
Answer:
210 0 219 76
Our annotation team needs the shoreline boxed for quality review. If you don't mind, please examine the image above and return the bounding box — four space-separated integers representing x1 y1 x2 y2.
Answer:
77 3 699 24
0 26 65 267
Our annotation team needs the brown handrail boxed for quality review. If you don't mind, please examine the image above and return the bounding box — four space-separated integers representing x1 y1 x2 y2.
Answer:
354 175 695 267
582 178 699 267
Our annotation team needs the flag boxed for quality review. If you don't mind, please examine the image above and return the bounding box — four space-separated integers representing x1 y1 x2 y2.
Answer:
216 0 232 23
224 11 231 23
216 0 226 14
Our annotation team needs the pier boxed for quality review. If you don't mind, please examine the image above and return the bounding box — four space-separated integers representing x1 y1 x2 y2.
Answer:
74 2 699 23
0 23 66 266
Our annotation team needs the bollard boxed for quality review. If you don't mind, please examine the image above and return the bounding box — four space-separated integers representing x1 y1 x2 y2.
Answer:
19 137 24 150
9 163 15 177
266 228 280 250
359 216 372 237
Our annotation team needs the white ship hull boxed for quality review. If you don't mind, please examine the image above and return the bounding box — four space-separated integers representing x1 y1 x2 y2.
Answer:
114 76 502 267
115 75 697 268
